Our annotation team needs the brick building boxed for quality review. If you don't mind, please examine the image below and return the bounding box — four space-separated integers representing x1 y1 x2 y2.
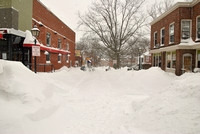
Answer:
150 0 200 76
0 0 75 72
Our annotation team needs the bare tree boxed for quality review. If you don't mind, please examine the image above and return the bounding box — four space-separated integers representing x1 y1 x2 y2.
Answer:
148 0 175 20
79 0 146 68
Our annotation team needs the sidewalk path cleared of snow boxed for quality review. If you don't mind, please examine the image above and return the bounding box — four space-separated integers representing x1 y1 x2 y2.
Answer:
0 60 200 134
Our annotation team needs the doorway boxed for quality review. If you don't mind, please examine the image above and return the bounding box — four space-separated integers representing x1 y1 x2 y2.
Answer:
183 54 192 73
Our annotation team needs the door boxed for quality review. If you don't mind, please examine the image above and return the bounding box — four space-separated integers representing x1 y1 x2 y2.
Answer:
183 54 192 73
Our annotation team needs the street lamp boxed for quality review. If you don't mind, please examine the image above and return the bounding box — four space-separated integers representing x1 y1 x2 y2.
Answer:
31 24 40 73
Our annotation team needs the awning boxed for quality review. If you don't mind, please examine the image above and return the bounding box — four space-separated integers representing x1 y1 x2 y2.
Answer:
23 30 71 54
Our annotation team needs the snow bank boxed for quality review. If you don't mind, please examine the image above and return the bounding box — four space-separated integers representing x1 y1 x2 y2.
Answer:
0 61 199 134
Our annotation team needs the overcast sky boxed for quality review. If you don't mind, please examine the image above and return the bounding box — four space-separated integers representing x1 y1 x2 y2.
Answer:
39 0 187 42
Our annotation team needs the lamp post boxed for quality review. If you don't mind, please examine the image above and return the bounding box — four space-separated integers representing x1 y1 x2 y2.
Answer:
31 24 40 73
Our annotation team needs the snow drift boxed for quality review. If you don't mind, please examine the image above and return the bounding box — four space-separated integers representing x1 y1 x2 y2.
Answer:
0 60 200 134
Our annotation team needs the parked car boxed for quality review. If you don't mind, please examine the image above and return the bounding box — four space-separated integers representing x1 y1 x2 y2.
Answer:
80 66 86 71
127 65 139 71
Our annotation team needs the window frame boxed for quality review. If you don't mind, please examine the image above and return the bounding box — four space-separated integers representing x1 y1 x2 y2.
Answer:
58 53 61 63
67 42 69 51
160 27 165 46
46 32 51 47
58 38 61 50
166 51 176 69
181 19 192 40
169 23 175 44
46 52 51 63
154 31 158 47
196 16 200 40
196 50 200 68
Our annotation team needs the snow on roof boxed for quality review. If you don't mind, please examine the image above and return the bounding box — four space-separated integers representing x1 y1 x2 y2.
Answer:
0 28 26 37
23 30 71 54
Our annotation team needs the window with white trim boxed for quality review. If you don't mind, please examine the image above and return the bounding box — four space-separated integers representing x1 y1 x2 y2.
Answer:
160 28 165 46
58 53 61 63
197 17 200 39
154 32 158 47
58 38 61 49
153 53 161 67
166 51 176 69
181 20 191 40
46 32 51 47
46 53 50 63
169 23 174 43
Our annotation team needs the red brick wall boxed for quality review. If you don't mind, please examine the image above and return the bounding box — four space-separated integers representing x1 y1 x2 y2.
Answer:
151 7 193 50
32 0 76 72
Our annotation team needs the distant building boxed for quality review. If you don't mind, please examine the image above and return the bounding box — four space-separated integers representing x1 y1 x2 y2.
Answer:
150 0 200 75
0 0 75 72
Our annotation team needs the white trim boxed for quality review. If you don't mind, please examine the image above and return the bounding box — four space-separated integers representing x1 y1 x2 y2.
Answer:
154 31 158 47
196 15 200 41
0 28 26 37
169 22 175 44
196 49 200 68
32 18 75 44
150 1 199 25
181 19 192 41
160 27 165 46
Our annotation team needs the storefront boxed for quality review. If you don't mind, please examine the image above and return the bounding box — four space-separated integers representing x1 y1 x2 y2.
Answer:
0 28 32 69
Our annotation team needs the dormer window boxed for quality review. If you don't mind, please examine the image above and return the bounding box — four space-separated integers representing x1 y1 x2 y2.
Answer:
181 20 191 40
169 23 174 43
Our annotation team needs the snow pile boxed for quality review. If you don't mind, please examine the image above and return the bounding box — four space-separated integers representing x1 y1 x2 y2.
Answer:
0 60 200 134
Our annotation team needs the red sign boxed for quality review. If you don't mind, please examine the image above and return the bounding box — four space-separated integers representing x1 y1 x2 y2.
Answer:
32 46 40 56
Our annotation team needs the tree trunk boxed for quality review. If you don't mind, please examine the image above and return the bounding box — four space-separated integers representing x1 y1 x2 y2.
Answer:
116 52 120 69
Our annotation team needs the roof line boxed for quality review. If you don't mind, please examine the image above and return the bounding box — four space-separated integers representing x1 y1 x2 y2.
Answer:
150 0 200 25
36 0 75 33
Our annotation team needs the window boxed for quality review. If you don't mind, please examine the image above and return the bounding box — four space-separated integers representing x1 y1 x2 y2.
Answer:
154 32 158 47
160 28 165 45
46 33 51 47
153 53 161 67
181 20 191 40
197 17 200 39
166 52 171 68
146 56 149 62
169 23 174 43
67 54 69 63
58 38 61 49
197 50 200 68
58 54 61 63
46 53 50 63
166 51 176 69
172 52 176 69
67 42 69 51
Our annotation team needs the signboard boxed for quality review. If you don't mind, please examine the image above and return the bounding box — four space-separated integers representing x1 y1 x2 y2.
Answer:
113 60 117 64
75 50 81 57
32 46 40 56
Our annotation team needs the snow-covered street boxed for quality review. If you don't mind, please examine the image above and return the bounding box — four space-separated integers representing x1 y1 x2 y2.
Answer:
0 60 200 134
